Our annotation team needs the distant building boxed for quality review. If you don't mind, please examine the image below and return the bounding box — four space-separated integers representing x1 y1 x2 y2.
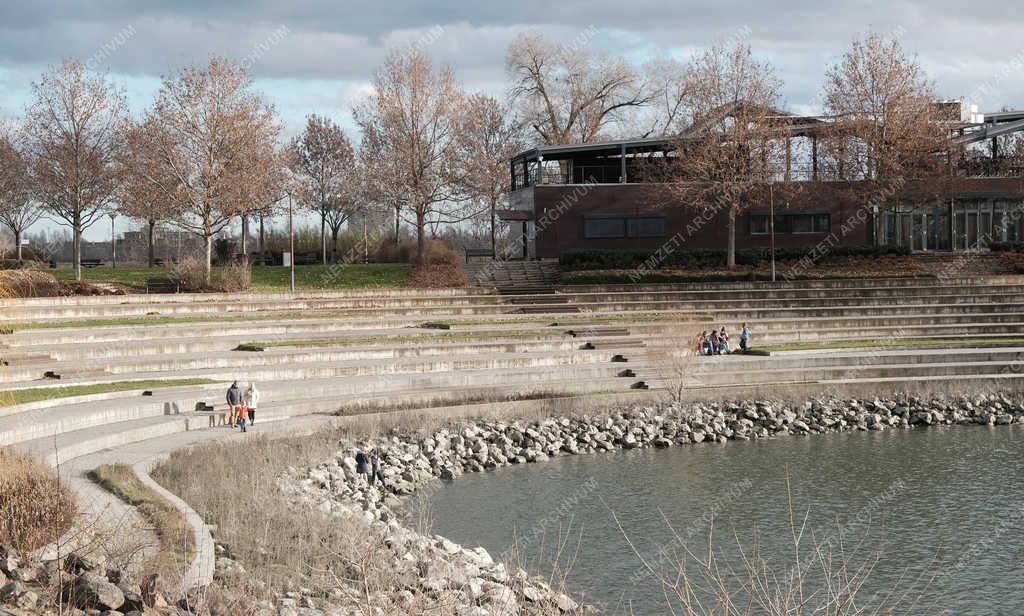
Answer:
506 101 1024 258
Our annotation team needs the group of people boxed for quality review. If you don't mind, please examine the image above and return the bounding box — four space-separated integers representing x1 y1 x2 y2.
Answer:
697 323 751 356
354 447 385 487
226 381 260 432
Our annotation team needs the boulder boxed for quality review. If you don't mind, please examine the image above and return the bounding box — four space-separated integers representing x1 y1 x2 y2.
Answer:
63 574 125 611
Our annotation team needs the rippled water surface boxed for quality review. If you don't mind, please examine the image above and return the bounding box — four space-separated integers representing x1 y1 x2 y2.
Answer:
406 425 1024 615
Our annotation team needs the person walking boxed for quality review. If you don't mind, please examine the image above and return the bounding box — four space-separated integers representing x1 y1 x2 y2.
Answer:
237 404 250 433
226 381 242 427
740 323 751 352
244 383 260 425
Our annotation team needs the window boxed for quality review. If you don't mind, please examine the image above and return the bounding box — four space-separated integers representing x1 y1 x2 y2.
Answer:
584 216 627 238
628 216 667 237
748 212 830 235
584 215 667 239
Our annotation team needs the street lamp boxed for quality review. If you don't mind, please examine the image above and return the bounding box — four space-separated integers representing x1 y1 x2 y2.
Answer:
288 191 295 293
109 212 117 269
769 182 776 283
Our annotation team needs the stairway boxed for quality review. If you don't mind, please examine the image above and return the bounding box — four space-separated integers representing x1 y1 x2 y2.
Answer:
464 259 561 293
911 252 1017 278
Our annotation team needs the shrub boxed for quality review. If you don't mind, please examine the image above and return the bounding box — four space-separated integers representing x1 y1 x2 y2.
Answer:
410 240 467 288
0 448 77 554
213 260 252 292
0 270 63 298
169 257 206 292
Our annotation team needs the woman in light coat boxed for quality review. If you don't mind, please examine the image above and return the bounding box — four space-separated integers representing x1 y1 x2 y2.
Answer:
244 383 260 424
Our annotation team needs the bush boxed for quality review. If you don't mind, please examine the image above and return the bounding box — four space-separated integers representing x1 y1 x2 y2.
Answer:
409 239 467 288
169 257 206 292
560 246 911 271
0 448 77 554
213 260 252 292
0 270 63 298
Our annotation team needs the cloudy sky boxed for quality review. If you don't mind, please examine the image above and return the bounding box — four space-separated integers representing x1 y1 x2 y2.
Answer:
2 1 1021 238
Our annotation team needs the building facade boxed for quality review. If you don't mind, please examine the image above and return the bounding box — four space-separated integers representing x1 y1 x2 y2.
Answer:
504 105 1024 259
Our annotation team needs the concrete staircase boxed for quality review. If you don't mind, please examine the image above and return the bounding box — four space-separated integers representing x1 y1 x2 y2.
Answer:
464 259 561 292
7 276 1024 465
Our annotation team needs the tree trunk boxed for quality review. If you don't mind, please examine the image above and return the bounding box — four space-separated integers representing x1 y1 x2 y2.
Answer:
148 220 156 267
726 210 736 268
204 233 213 287
73 214 82 282
394 205 401 244
15 230 22 264
319 213 327 264
490 196 497 256
330 227 340 263
415 209 426 266
258 215 266 258
241 215 248 256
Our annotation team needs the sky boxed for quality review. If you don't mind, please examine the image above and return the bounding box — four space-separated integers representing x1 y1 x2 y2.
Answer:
2 1 1023 240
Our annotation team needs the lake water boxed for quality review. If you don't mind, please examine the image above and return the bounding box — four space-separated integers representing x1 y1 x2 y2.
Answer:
405 425 1024 615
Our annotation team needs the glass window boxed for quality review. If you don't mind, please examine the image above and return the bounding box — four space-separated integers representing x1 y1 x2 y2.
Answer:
791 215 813 233
749 215 769 235
628 216 666 237
812 214 831 233
584 216 626 238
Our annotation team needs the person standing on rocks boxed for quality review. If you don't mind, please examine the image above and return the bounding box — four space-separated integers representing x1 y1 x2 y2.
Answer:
226 381 243 427
355 448 371 486
244 382 260 425
369 449 384 486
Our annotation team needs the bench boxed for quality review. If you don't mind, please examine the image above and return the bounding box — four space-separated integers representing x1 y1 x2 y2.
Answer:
465 248 495 262
81 259 103 268
145 276 181 294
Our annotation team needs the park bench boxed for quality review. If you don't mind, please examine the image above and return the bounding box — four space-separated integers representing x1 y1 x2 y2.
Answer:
464 248 495 262
81 259 103 268
145 276 181 294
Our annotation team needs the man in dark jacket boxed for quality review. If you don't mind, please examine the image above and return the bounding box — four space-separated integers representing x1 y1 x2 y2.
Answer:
226 381 242 427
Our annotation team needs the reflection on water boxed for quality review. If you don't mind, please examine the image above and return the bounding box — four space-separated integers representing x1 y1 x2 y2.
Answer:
406 425 1024 615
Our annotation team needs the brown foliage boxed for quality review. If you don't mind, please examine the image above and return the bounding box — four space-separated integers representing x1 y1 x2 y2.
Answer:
408 240 467 288
0 448 76 554
0 269 63 298
170 257 251 292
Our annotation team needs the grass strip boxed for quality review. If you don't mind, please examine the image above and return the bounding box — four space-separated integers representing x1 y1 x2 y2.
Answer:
0 378 218 407
761 337 1024 352
88 464 195 585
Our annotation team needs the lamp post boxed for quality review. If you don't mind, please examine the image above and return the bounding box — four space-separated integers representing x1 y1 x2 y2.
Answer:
288 192 295 293
769 182 776 283
109 212 117 269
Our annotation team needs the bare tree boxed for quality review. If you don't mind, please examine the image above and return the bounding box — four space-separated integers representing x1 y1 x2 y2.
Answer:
23 60 128 280
355 47 467 266
0 130 44 264
125 58 281 284
506 33 651 145
820 32 946 247
289 115 358 264
630 58 695 138
657 40 786 267
118 118 178 267
458 94 526 254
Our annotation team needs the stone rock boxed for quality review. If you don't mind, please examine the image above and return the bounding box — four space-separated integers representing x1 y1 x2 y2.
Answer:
63 574 125 611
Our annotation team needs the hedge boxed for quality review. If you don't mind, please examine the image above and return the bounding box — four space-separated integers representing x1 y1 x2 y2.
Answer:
560 246 910 270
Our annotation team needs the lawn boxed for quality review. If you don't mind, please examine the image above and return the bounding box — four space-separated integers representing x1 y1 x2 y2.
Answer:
0 378 219 407
50 263 411 290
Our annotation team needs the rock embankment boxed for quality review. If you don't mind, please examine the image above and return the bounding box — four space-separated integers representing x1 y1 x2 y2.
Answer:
281 392 1024 615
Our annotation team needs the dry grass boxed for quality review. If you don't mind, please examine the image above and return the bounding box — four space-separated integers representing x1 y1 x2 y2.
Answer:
88 463 195 589
0 447 76 554
0 269 64 298
150 398 618 613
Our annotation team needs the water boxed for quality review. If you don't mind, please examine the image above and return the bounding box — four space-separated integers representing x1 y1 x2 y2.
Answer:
405 425 1024 615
